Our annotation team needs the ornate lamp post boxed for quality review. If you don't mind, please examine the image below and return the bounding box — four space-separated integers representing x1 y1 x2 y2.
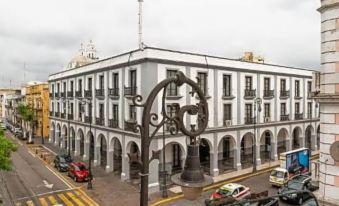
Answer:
253 97 262 173
130 71 212 206
79 98 93 190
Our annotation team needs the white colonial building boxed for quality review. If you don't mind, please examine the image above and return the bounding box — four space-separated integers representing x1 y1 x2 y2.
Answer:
48 46 320 189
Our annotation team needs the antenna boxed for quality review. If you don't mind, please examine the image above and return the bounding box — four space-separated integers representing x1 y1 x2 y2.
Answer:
138 0 144 50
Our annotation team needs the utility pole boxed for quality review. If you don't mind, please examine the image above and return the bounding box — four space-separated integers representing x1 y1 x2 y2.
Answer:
138 0 144 50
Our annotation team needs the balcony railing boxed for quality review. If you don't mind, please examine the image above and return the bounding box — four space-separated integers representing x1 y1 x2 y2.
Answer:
55 93 60 98
49 93 54 99
280 114 289 121
222 88 232 97
61 113 66 119
263 90 274 98
61 92 66 98
109 88 119 97
49 111 54 117
108 119 119 128
280 90 290 98
95 89 105 97
307 92 313 99
67 91 74 98
244 89 256 98
68 114 74 120
125 120 137 132
124 86 137 96
75 90 82 98
295 113 303 120
96 117 105 126
306 113 313 119
84 90 92 98
244 117 256 124
55 112 60 117
85 116 92 124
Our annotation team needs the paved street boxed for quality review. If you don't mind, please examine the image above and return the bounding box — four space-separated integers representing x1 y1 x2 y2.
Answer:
1 131 98 206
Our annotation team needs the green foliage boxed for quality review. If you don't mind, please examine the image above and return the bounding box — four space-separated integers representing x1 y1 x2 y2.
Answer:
0 130 17 171
17 103 34 121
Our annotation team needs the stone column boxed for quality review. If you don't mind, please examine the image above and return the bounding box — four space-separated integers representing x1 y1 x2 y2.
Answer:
83 141 89 161
93 145 100 166
74 137 80 156
299 136 305 148
209 152 219 176
256 142 261 166
311 134 317 151
49 129 54 143
60 134 65 148
148 159 159 193
121 155 130 181
106 150 113 173
55 131 60 146
271 142 278 161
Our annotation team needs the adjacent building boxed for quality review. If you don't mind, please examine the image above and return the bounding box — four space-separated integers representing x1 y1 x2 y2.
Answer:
0 89 21 122
48 46 320 190
317 0 339 203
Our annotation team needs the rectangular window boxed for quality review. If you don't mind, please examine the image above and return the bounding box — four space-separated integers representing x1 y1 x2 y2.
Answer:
245 76 252 90
99 104 104 118
88 78 92 91
295 80 300 97
295 102 300 114
264 78 270 91
99 75 104 90
264 103 270 117
130 105 136 121
113 105 119 121
281 79 286 91
52 84 55 94
78 103 82 118
63 82 66 93
307 81 312 92
281 103 286 115
166 104 180 130
78 79 82 91
197 72 207 95
113 73 119 89
245 104 252 118
167 70 178 96
130 70 136 88
63 102 66 114
57 83 60 93
308 102 312 118
223 75 231 96
223 104 232 121
52 102 54 112
70 81 74 93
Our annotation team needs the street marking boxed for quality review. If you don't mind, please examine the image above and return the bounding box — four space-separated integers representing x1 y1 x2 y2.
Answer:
74 189 99 206
15 203 22 206
58 193 74 206
15 188 76 201
26 200 34 206
41 145 57 155
44 165 73 189
28 150 36 157
66 192 85 206
39 197 49 206
48 195 59 205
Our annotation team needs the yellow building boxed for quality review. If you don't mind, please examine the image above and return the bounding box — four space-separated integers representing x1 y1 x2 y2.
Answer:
25 82 49 139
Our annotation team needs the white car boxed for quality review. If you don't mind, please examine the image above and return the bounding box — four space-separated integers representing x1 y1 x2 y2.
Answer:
210 183 251 201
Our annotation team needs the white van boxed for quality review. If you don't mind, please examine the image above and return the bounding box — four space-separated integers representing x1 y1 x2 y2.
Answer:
269 168 289 187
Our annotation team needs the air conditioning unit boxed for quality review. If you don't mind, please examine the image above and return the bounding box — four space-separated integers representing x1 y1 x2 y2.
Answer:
264 117 271 123
224 120 232 127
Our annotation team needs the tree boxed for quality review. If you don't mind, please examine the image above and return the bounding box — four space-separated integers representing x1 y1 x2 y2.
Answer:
0 130 17 171
17 103 34 122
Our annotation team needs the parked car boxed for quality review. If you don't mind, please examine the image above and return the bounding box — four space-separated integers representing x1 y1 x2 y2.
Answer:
278 175 318 205
0 123 6 130
68 161 89 182
54 154 73 172
209 183 251 201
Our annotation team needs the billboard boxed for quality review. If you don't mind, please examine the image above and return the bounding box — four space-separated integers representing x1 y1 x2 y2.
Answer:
286 149 310 176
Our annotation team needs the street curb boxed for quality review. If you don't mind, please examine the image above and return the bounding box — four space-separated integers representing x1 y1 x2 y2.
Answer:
150 154 319 206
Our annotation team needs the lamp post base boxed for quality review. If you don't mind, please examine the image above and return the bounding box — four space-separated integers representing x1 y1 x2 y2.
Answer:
87 181 93 190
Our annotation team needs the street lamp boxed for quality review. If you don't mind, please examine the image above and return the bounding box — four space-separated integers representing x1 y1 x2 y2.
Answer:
62 98 71 156
79 98 93 190
129 71 212 206
37 97 44 145
253 97 262 173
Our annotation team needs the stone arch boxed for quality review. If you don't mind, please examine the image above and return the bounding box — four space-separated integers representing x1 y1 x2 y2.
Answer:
126 141 141 182
199 138 212 175
50 122 55 143
292 126 302 149
86 130 95 161
305 125 314 151
317 125 320 150
110 137 122 175
77 128 85 156
162 141 186 174
241 132 254 169
70 127 76 153
62 125 68 149
97 133 107 168
217 135 237 173
56 123 61 147
259 130 274 163
277 128 289 158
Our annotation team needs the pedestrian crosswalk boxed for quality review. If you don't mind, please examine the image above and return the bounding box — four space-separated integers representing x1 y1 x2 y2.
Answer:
15 189 98 206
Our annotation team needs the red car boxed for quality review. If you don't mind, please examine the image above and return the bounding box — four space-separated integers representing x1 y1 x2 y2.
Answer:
68 161 89 182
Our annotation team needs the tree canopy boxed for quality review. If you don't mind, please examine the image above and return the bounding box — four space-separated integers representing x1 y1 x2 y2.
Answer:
17 103 34 121
0 130 17 171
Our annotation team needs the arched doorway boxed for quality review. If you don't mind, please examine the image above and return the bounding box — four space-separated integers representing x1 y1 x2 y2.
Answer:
70 127 75 152
89 132 94 160
56 124 61 147
292 127 302 150
260 131 273 163
78 129 85 156
241 133 254 169
62 125 68 150
305 125 314 151
199 138 211 175
99 135 107 168
317 125 320 150
112 138 122 175
218 136 236 173
277 128 288 158
162 142 185 175
50 122 55 143
128 142 141 182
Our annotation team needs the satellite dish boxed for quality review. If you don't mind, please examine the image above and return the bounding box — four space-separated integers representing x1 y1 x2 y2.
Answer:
330 141 339 161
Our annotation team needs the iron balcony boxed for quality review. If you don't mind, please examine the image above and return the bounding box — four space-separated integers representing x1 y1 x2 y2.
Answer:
61 113 66 119
96 117 105 126
75 90 82 98
85 116 92 124
124 86 137 96
280 114 289 121
95 89 105 98
263 90 274 98
244 89 256 98
244 117 256 124
68 114 74 120
280 90 290 98
108 119 119 128
84 90 93 98
124 120 137 132
109 88 119 97
295 113 303 120
67 91 74 98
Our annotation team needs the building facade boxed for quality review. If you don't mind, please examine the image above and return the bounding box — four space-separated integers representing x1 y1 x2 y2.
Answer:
49 47 320 189
0 89 21 122
317 0 339 202
4 93 23 127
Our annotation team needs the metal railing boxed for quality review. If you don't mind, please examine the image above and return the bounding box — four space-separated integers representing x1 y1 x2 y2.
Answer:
96 117 105 126
280 90 290 98
280 114 289 121
84 90 92 98
124 86 137 96
108 119 119 128
75 90 82 98
95 89 105 97
67 91 74 98
49 111 54 117
55 93 60 98
49 93 54 98
295 113 303 120
125 120 137 132
244 117 256 124
222 88 232 97
61 113 66 119
85 116 92 123
55 112 60 117
263 90 274 97
68 114 74 120
109 88 119 97
244 89 256 98
61 92 65 98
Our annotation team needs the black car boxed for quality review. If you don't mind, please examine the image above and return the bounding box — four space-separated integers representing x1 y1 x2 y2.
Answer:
278 175 318 205
54 154 73 172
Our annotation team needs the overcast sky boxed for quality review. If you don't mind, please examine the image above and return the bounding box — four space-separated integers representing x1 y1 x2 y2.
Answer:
0 0 320 88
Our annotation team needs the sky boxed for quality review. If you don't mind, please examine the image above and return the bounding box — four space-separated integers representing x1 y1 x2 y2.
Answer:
0 0 321 88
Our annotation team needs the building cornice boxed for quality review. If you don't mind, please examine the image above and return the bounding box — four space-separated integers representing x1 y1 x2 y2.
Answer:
318 1 339 12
